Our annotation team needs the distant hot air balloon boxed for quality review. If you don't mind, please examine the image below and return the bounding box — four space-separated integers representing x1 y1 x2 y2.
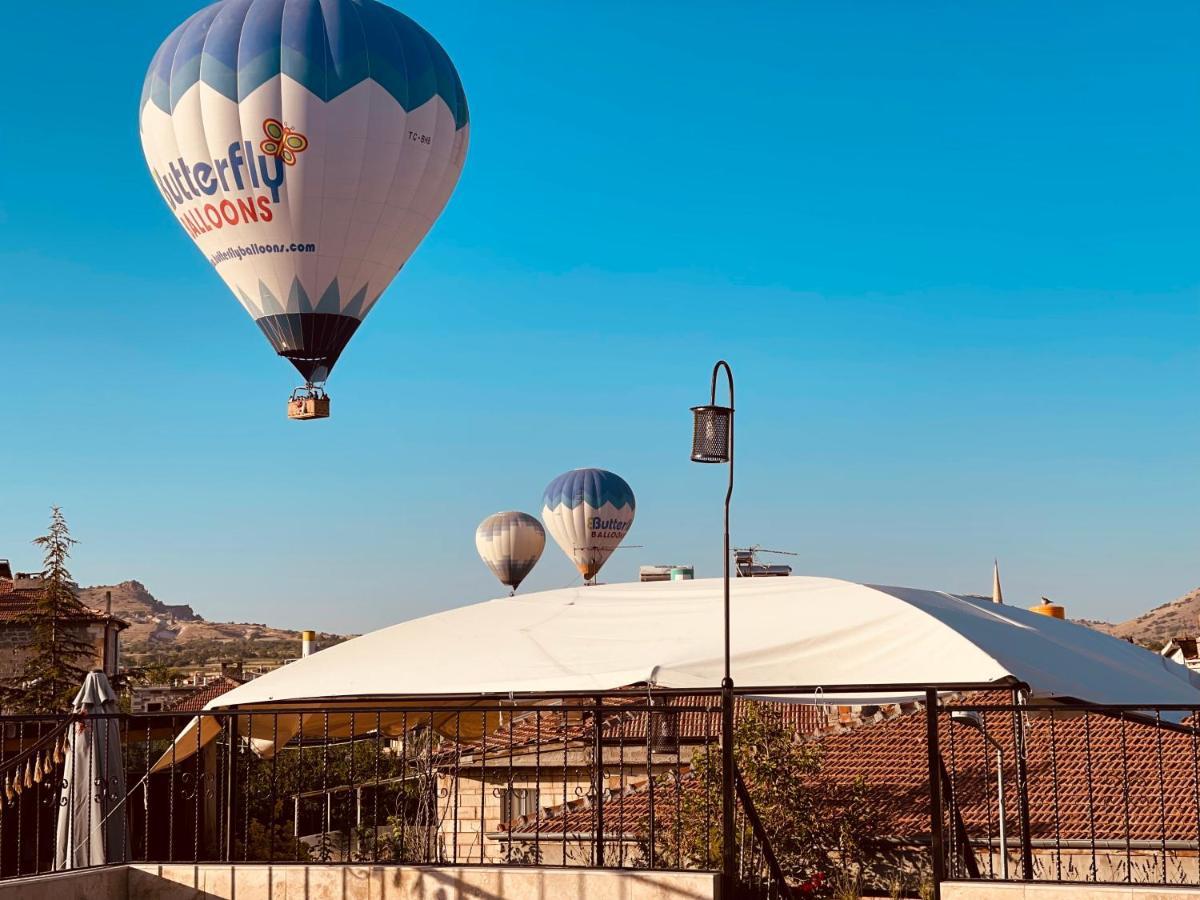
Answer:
541 469 636 583
139 0 469 419
475 512 545 595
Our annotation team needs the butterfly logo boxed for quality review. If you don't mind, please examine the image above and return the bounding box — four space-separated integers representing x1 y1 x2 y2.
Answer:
260 118 309 166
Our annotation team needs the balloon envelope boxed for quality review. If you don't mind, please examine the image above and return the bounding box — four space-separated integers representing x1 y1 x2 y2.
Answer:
140 0 469 384
475 512 545 593
541 469 636 582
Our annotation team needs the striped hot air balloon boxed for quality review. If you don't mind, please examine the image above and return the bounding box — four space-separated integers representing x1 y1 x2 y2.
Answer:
541 469 636 583
475 512 545 594
139 0 469 418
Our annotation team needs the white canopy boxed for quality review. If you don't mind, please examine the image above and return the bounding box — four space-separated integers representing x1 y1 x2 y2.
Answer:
153 576 1200 771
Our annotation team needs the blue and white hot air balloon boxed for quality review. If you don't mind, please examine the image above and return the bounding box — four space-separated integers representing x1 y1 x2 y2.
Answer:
139 0 469 418
541 469 636 583
475 512 545 595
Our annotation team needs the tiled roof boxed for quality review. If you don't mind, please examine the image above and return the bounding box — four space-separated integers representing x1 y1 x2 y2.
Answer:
0 582 114 624
449 696 830 761
165 676 245 712
505 771 691 836
508 702 1200 845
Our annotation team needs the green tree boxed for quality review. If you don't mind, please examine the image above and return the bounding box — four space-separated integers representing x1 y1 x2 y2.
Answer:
2 508 96 712
642 702 889 897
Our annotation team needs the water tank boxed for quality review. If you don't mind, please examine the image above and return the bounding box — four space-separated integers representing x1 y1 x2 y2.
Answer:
669 566 694 581
1028 597 1065 619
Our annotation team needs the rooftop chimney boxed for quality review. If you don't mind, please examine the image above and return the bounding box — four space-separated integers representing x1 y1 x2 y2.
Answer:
301 630 316 658
220 660 244 681
992 560 1003 605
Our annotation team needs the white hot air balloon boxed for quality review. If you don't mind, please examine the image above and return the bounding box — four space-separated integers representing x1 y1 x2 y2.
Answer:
475 512 545 595
541 469 636 583
139 0 469 419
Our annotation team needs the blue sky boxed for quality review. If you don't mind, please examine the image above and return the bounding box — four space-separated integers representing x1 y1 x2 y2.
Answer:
0 1 1195 633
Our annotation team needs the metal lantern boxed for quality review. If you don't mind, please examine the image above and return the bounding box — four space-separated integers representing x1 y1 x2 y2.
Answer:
690 404 732 463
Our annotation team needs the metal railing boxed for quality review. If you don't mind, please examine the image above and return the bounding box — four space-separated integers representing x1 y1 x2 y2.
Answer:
936 695 1200 891
3 683 1200 898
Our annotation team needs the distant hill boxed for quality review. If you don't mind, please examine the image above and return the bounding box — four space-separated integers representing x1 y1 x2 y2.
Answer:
1072 587 1200 649
77 579 344 652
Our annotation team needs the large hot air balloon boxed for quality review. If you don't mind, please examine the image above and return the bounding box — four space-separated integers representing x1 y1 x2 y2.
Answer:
475 511 545 595
139 0 469 419
541 469 636 583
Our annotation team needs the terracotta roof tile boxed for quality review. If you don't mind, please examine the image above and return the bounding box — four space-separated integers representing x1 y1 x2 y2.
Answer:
510 701 1200 845
165 676 245 712
450 696 830 761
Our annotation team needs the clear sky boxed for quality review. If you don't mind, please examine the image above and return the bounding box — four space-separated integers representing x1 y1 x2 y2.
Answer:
0 1 1196 634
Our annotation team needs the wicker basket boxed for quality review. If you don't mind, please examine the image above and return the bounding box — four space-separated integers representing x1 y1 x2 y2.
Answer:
287 396 330 420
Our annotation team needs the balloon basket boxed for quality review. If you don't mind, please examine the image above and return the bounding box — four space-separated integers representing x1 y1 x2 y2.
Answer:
287 385 330 421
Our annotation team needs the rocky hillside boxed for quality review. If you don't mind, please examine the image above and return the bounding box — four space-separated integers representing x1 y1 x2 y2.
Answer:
77 580 198 623
77 580 341 648
1090 587 1200 647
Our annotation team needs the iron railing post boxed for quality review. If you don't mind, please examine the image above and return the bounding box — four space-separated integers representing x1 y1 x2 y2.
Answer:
593 695 605 867
926 689 945 900
224 715 237 862
1013 688 1035 879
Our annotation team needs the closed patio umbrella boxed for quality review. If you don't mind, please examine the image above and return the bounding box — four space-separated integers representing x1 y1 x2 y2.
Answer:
56 670 127 869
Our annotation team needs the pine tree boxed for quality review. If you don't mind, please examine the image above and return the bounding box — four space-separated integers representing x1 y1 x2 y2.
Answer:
1 508 96 712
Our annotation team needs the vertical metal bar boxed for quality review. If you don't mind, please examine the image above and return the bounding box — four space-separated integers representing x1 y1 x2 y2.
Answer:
33 721 42 873
452 712 461 864
295 717 303 861
617 707 626 868
120 717 129 865
372 711 381 865
193 714 201 861
1192 709 1199 887
269 714 278 863
243 714 252 862
1120 712 1131 881
424 711 435 864
925 689 945 900
398 712 408 862
593 695 604 867
646 697 656 868
704 697 713 868
507 710 515 865
480 710 488 865
560 711 568 867
321 712 329 860
144 719 151 862
945 706 960 879
1155 709 1168 883
535 711 542 863
979 711 996 879
224 715 236 862
720 363 736 898
1011 689 1034 880
168 717 176 863
1047 709 1062 882
16 722 24 876
348 712 356 861
1083 710 1097 880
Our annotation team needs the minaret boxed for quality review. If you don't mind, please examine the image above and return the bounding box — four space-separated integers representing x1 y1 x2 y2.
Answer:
992 559 1004 605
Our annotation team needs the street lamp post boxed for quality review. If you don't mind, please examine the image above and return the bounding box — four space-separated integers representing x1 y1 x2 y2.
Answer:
951 710 1008 879
690 360 735 892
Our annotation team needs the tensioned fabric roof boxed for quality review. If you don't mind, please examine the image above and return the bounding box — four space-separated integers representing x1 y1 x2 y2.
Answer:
213 576 1200 706
152 577 1200 771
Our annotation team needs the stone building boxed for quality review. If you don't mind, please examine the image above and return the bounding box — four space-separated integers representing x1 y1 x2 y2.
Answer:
0 559 127 684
